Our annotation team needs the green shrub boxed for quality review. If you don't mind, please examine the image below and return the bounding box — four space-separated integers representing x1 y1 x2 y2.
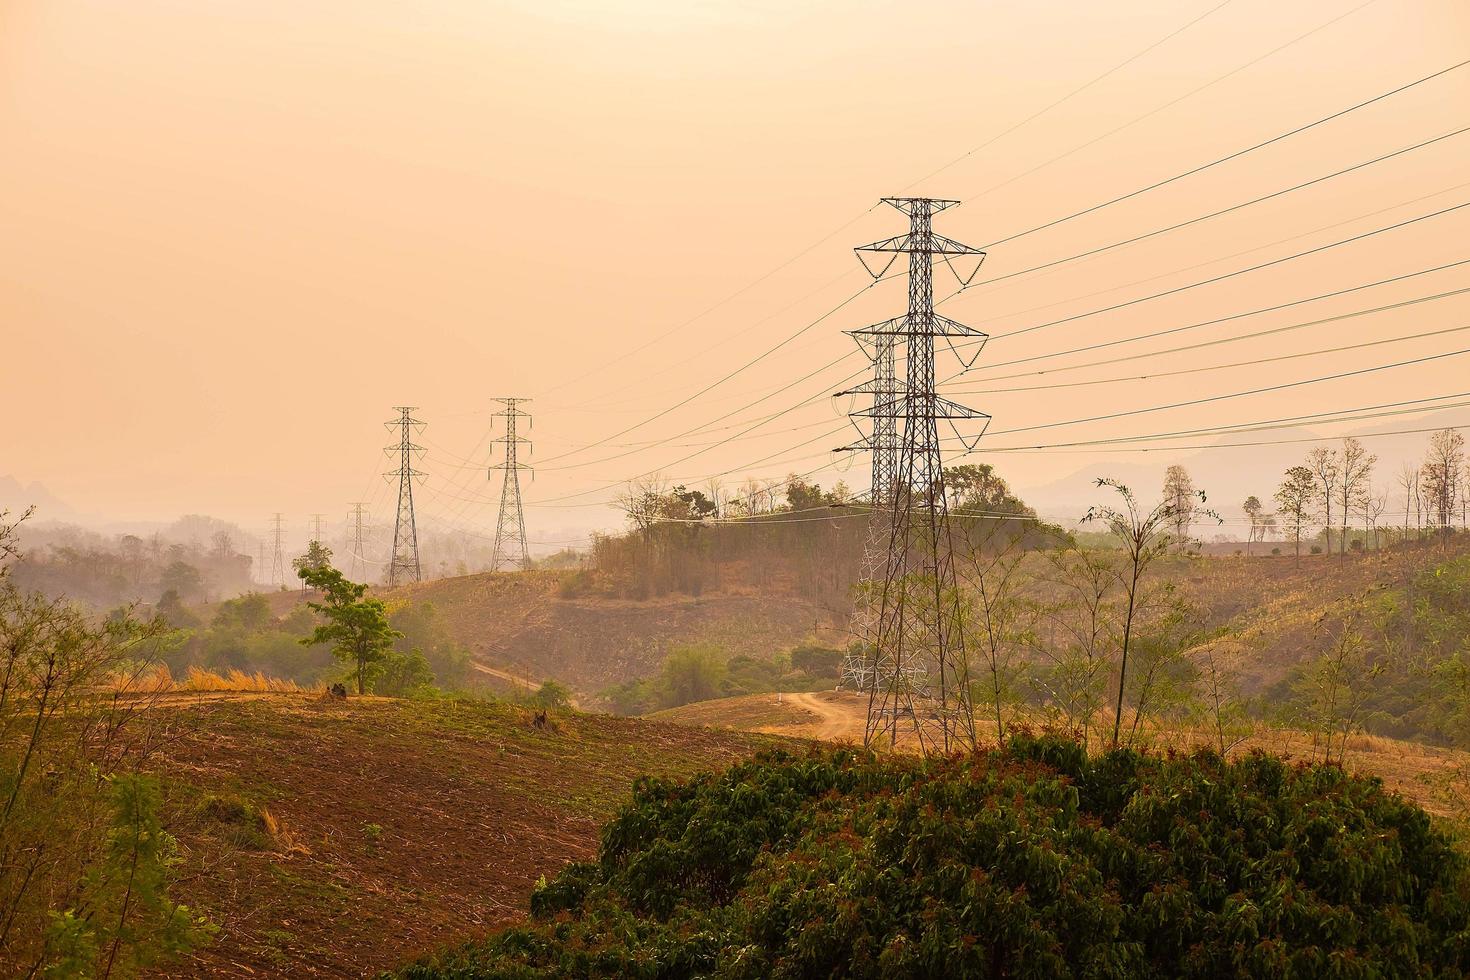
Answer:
529 680 572 710
395 738 1470 979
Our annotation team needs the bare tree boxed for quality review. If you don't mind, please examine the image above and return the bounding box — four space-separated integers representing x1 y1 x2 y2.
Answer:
1337 438 1376 556
1161 465 1194 549
615 475 670 538
1306 446 1340 555
702 478 725 520
1086 478 1214 748
1291 605 1381 764
1030 547 1118 750
1365 488 1388 551
1193 639 1253 757
1397 462 1417 544
1423 429 1465 545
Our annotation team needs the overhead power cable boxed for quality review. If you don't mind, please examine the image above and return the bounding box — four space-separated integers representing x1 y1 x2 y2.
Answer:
988 346 1470 438
902 0 1235 190
958 0 1382 209
959 258 1470 376
540 0 1236 403
977 56 1470 249
951 285 1470 392
956 200 1470 344
963 126 1468 292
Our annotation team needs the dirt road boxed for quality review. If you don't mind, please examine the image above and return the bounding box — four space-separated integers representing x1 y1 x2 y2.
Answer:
784 691 865 742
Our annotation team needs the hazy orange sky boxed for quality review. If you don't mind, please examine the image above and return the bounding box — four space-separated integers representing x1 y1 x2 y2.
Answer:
4 0 1470 551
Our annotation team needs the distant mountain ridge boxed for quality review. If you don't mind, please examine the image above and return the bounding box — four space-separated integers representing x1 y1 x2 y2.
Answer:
0 475 77 521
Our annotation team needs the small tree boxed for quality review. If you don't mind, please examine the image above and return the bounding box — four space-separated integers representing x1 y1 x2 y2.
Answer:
1161 465 1195 548
1275 466 1316 563
1338 437 1377 557
1242 496 1262 556
292 540 333 596
1423 429 1465 545
1306 447 1340 553
1289 606 1381 764
1085 478 1213 748
298 564 400 694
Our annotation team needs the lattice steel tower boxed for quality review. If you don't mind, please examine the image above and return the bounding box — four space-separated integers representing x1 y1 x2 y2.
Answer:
347 502 370 582
269 513 286 589
844 197 989 753
832 310 899 692
488 398 532 571
385 407 425 586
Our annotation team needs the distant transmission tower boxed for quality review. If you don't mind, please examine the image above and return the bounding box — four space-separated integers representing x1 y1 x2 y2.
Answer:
845 197 989 753
347 502 370 582
269 514 286 589
309 513 326 544
255 541 267 587
384 407 425 586
488 398 532 571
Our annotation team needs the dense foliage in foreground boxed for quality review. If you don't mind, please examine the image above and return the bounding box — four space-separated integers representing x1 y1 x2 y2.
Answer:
399 737 1470 979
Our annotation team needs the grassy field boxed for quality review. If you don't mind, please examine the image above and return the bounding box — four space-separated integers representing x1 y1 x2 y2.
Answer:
143 693 790 977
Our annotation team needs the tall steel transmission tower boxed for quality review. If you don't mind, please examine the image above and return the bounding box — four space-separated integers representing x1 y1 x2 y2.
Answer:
309 513 326 544
347 502 370 582
488 398 532 571
255 541 268 587
844 197 989 753
385 407 425 586
834 284 902 692
269 514 286 589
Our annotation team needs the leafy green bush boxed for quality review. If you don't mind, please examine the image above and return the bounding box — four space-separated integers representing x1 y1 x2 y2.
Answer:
395 738 1470 978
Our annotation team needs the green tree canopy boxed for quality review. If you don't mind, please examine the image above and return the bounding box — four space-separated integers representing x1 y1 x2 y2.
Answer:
297 564 400 694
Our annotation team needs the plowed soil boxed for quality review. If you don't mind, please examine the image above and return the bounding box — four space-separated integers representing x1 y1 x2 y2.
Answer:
149 693 790 977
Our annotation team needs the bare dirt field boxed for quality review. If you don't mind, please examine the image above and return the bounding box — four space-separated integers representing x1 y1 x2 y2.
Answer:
146 693 791 978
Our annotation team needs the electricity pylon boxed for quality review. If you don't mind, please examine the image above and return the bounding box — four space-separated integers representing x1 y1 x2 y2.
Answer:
347 502 370 582
834 249 903 692
309 513 326 545
845 197 989 753
256 541 268 587
269 514 286 589
488 398 532 571
385 407 425 586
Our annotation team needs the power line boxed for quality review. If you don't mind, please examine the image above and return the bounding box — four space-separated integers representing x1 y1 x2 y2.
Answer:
511 140 1465 509
962 200 1470 343
977 56 1470 250
540 0 1235 403
901 0 1236 191
959 258 1470 376
543 203 1470 503
987 346 1470 438
952 290 1470 394
957 0 1383 209
534 278 887 466
960 126 1468 293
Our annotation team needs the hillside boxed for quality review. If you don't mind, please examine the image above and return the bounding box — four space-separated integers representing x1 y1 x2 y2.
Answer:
378 570 835 694
136 693 789 977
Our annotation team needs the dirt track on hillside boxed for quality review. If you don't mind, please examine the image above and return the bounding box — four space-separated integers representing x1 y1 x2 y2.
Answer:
784 692 864 742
